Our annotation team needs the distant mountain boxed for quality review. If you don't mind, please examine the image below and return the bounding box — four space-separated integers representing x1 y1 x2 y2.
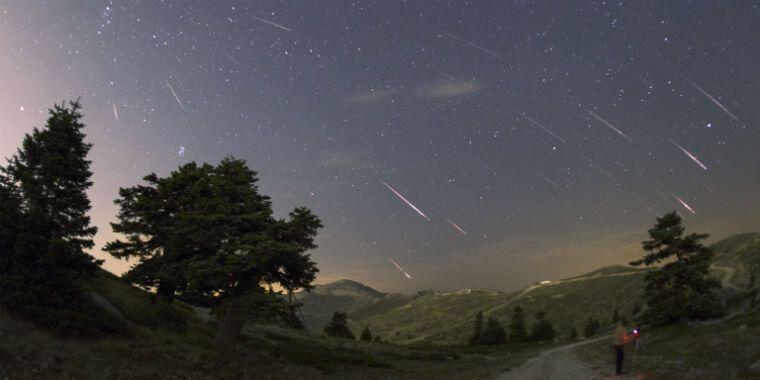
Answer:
299 233 760 345
295 279 387 331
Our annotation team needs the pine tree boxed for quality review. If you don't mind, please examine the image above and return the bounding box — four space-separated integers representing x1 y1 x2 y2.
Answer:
104 157 321 348
567 327 578 340
360 325 373 341
583 317 599 338
324 312 354 339
0 101 120 335
480 317 507 345
508 305 528 343
630 212 723 325
529 311 555 341
611 309 620 324
469 311 484 345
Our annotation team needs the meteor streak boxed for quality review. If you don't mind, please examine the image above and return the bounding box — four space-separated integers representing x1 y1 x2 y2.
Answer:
379 178 430 221
166 81 186 111
587 111 633 142
444 217 468 236
520 114 566 143
434 29 501 58
252 15 292 32
668 138 708 170
670 192 696 214
111 98 118 120
685 79 738 121
533 171 562 191
386 257 412 280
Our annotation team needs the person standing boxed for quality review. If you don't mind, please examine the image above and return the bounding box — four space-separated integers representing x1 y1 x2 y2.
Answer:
612 322 630 375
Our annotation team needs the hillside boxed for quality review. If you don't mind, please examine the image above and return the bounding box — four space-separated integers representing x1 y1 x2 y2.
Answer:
297 279 388 330
306 233 760 346
0 269 547 380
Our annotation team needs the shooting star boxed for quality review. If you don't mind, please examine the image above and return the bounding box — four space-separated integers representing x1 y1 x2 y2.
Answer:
520 114 566 143
668 138 708 170
533 171 563 191
166 81 186 111
252 15 292 32
587 111 633 142
434 28 501 58
444 217 468 236
685 79 739 121
574 151 616 180
111 98 118 120
387 257 413 280
379 178 431 221
670 192 696 214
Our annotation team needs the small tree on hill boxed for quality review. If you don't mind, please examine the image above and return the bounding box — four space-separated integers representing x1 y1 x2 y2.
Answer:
529 311 555 341
360 325 373 341
611 309 620 324
509 305 528 343
324 312 354 339
469 311 484 345
583 317 599 338
567 327 578 340
630 212 723 325
480 317 507 345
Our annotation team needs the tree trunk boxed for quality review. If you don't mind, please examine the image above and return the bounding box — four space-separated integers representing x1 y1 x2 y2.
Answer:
216 307 244 355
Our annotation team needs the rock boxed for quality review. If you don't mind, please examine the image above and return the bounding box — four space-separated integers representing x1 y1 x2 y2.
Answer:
737 324 747 332
86 292 125 321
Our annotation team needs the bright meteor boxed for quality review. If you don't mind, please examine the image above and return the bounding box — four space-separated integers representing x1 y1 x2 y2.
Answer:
587 111 633 142
379 178 431 221
444 217 468 236
668 138 708 170
387 257 413 280
671 192 696 214
685 79 739 121
111 97 118 120
166 81 186 111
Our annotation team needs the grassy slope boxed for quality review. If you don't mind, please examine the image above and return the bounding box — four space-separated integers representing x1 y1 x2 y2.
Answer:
0 270 544 380
351 267 650 345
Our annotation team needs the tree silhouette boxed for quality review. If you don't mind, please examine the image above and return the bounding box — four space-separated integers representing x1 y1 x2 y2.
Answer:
324 312 354 339
508 305 528 343
630 212 723 325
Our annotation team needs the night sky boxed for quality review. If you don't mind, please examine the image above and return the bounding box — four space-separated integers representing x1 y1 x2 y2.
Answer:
2 1 760 293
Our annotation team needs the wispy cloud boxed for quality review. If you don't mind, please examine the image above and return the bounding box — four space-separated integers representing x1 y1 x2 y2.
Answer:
415 80 483 99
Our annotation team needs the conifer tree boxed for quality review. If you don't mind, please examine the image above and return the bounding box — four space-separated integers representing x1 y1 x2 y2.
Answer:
611 308 620 324
469 311 484 345
480 317 507 345
529 311 555 341
632 301 641 316
630 211 723 325
324 312 354 339
0 101 119 334
360 325 373 341
508 305 528 343
567 327 578 340
583 317 599 338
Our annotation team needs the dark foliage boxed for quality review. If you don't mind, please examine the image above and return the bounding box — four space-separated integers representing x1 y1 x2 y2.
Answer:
583 317 600 338
0 101 122 335
324 312 354 339
529 311 555 341
630 211 724 325
468 311 483 345
508 305 528 343
479 317 507 345
360 325 373 341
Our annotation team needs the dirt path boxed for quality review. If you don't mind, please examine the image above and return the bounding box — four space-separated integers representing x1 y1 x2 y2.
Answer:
495 335 611 380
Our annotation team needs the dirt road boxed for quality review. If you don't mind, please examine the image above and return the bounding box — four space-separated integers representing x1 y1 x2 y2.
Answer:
495 335 611 380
